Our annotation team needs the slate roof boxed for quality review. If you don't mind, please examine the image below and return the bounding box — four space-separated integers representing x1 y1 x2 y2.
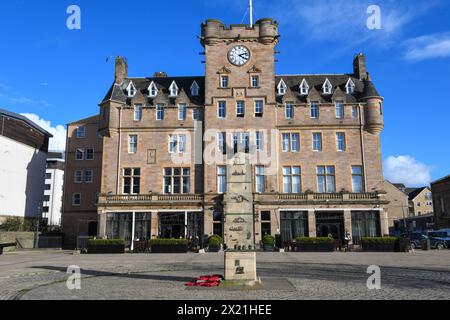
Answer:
431 175 450 185
0 108 53 137
406 187 430 201
100 76 205 106
100 74 381 105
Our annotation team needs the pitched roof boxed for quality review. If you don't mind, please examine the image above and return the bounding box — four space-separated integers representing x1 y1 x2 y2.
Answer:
406 187 430 200
431 175 450 185
101 76 205 106
68 115 99 125
0 108 53 137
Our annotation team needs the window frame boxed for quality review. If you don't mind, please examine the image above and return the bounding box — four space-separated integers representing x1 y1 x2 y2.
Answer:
178 104 187 121
310 102 319 119
72 193 81 206
163 168 191 194
312 133 323 152
236 100 245 117
317 166 336 193
255 165 266 193
218 101 226 119
351 166 364 193
220 75 229 88
335 101 345 119
76 126 86 139
217 166 227 194
128 135 138 154
285 102 294 119
134 104 142 122
156 104 164 121
282 166 302 194
336 132 346 152
254 99 264 117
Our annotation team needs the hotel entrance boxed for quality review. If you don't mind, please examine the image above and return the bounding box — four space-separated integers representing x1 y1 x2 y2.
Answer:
315 211 345 241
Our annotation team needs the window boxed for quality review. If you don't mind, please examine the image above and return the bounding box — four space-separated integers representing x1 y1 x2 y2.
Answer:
335 101 345 119
169 81 179 97
251 75 259 87
169 134 186 153
72 193 81 206
156 104 164 120
44 195 50 202
261 211 271 221
232 132 250 153
323 79 332 95
86 148 94 160
310 102 319 119
277 79 287 95
148 81 158 97
285 102 294 119
191 81 199 96
75 148 84 160
76 126 86 139
164 168 190 194
236 101 245 117
300 79 309 95
126 82 136 97
84 170 93 183
282 167 301 193
255 166 265 193
192 109 200 121
256 131 263 151
254 100 263 117
312 133 322 152
134 105 142 121
45 184 51 190
220 76 229 88
352 166 364 193
218 132 226 154
352 106 359 119
346 79 355 94
178 104 187 121
213 212 223 238
128 135 138 154
74 170 83 183
217 166 227 193
45 173 52 179
282 133 300 152
336 133 346 152
218 101 226 118
123 168 141 195
317 166 336 193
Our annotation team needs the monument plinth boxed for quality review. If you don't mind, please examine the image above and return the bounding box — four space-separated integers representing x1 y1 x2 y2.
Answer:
224 152 258 283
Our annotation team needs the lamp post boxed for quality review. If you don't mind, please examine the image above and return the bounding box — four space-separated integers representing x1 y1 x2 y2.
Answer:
35 205 41 249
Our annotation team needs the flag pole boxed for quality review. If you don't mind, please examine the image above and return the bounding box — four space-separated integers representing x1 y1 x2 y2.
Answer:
249 0 253 27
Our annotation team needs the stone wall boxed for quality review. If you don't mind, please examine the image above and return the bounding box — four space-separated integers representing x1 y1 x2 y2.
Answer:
0 232 36 252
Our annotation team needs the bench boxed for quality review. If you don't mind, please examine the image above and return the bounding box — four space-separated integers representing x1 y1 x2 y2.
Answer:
0 242 17 255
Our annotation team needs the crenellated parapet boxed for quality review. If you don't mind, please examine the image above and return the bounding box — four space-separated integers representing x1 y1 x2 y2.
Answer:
200 18 279 46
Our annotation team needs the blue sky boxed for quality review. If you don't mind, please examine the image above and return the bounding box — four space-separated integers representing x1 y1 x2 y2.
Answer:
0 0 449 186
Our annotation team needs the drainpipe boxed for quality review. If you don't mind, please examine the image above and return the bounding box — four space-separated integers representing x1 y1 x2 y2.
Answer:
116 106 123 194
359 104 367 192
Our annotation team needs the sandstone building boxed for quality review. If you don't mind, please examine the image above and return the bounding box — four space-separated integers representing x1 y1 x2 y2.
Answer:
63 18 388 248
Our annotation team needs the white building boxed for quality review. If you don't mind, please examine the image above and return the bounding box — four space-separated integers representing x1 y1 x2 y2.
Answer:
43 152 65 226
0 108 52 223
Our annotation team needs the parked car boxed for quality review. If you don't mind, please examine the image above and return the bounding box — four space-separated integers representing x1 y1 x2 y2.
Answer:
403 232 428 250
428 229 450 250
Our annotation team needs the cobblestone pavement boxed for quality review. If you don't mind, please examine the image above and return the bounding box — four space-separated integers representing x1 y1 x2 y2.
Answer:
0 250 449 300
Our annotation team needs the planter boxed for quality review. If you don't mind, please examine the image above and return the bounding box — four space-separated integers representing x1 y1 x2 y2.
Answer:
87 244 125 254
208 245 220 252
296 243 335 252
263 245 276 252
151 244 188 253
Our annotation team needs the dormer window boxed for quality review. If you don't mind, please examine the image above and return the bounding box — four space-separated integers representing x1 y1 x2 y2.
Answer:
191 81 200 96
126 81 137 97
148 81 158 97
277 79 287 96
345 78 355 94
300 79 309 95
322 78 332 95
169 81 179 97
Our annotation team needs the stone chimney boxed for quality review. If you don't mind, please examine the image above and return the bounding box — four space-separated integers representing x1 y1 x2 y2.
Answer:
115 56 128 84
353 53 367 80
153 71 168 78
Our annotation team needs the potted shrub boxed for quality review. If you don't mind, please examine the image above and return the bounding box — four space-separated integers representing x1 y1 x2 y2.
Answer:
361 237 399 252
208 235 222 252
149 239 188 253
262 235 276 251
296 237 335 252
87 239 125 254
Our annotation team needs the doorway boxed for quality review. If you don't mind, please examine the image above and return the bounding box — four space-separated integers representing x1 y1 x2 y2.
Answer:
316 212 344 241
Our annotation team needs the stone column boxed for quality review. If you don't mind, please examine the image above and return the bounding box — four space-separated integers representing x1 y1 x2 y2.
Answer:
344 210 353 244
150 211 159 239
203 209 214 237
98 211 107 239
254 209 262 246
379 209 389 237
308 210 316 237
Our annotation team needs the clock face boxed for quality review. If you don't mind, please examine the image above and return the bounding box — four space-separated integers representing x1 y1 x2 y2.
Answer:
228 46 251 66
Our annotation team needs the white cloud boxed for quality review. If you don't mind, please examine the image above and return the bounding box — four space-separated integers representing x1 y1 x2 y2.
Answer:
384 155 432 186
21 113 66 151
404 32 450 62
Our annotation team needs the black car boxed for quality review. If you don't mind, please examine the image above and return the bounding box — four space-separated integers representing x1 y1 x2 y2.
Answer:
403 232 428 249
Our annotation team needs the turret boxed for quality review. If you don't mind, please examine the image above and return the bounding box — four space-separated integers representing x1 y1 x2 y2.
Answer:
360 74 384 135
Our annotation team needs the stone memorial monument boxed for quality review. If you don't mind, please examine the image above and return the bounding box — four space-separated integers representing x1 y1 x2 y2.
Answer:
224 152 258 283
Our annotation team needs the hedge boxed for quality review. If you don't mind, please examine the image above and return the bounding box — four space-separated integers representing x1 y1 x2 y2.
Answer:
295 237 335 244
87 239 125 246
262 235 276 246
149 239 188 246
361 237 398 244
208 235 223 245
